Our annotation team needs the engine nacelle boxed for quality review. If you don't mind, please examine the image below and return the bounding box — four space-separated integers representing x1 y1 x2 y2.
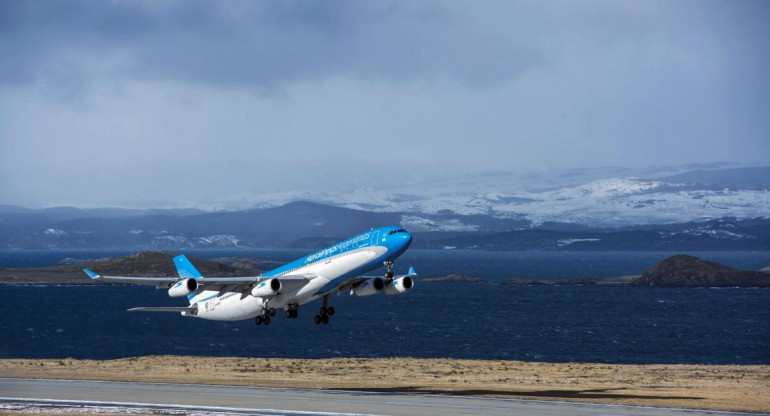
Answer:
251 278 281 297
384 276 414 295
168 278 197 298
351 277 384 296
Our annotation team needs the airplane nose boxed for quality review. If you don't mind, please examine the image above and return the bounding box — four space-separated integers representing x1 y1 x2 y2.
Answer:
399 231 413 248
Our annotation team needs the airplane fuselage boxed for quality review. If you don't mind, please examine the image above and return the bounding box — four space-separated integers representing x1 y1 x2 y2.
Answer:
187 226 412 321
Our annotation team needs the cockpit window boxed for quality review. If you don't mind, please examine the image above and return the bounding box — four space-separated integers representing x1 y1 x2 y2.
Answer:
389 229 407 235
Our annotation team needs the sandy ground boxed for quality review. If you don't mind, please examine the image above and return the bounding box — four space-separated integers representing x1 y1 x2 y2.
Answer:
1 356 768 413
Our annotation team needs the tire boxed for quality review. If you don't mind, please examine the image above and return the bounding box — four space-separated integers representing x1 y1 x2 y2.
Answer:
255 316 262 325
319 306 327 316
285 310 292 319
269 308 276 317
261 308 268 317
327 306 335 316
291 310 298 319
385 272 394 279
314 315 321 324
322 314 329 324
263 316 270 325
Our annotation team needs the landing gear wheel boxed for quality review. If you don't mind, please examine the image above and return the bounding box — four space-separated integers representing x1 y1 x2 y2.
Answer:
291 309 298 319
263 316 270 325
269 308 276 317
314 315 321 324
384 259 395 280
255 316 263 325
285 310 293 319
319 306 327 316
261 308 269 317
322 314 330 324
327 306 335 316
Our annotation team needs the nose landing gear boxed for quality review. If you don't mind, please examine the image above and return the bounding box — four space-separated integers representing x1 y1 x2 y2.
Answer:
384 259 394 279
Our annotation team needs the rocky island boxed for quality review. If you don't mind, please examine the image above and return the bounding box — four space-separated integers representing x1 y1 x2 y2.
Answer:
424 255 770 288
634 254 770 287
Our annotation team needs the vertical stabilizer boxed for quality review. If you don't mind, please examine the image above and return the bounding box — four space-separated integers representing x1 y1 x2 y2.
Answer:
174 254 203 279
173 254 202 304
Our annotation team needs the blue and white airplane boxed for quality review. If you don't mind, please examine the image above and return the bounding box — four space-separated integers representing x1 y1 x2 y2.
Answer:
83 227 415 325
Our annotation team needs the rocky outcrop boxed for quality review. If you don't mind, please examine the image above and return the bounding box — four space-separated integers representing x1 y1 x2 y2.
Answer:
500 275 640 286
422 274 487 283
634 255 770 287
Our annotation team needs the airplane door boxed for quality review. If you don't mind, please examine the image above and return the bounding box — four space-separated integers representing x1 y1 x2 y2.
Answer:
370 230 380 246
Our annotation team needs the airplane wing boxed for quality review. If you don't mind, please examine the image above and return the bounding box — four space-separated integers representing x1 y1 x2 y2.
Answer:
128 306 197 313
83 268 310 291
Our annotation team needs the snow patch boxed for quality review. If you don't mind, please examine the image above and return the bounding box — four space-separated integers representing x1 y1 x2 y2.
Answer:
197 234 241 246
400 215 478 232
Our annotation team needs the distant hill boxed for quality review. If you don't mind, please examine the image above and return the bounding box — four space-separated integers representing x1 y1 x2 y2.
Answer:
657 166 770 191
0 252 265 285
196 165 770 227
634 255 770 287
0 201 768 251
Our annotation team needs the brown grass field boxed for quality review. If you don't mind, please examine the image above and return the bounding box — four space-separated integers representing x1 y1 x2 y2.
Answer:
1 356 769 413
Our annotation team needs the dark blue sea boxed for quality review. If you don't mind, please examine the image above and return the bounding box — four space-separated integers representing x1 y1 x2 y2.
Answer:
1 250 768 364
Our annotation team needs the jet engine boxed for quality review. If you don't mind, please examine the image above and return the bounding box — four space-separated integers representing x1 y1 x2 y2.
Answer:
384 276 414 295
168 278 197 297
251 278 281 297
351 277 384 296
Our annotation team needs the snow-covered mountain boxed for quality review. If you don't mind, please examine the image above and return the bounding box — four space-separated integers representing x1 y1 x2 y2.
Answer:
201 166 770 227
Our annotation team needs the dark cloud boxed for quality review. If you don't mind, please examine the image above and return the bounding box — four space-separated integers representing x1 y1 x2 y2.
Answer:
0 1 553 93
0 0 768 208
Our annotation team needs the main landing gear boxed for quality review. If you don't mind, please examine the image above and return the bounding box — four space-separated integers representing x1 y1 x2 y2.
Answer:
255 306 276 326
314 294 335 325
285 304 299 319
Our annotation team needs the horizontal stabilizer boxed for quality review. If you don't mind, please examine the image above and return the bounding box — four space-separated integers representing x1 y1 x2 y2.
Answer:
83 269 100 279
127 306 197 313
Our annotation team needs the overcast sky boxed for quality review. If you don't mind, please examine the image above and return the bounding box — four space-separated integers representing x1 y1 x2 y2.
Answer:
1 0 768 208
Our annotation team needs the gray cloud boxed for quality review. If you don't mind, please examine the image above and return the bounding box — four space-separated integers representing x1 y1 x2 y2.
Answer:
0 1 549 93
0 0 768 208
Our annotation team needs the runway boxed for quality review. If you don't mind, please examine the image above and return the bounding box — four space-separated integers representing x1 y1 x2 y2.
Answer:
0 378 754 416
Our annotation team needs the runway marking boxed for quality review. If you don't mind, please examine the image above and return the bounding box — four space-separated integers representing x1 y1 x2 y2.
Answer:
0 397 382 416
385 400 508 410
197 391 309 400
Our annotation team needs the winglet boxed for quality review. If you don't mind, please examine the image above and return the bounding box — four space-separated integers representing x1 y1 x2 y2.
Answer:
408 266 417 276
83 268 101 279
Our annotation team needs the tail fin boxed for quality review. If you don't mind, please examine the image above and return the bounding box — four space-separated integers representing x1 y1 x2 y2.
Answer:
174 254 202 279
174 254 202 304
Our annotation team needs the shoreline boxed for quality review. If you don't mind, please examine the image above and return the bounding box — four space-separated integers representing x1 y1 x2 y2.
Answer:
1 356 768 413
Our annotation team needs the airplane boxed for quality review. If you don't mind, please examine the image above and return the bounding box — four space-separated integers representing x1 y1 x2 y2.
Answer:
83 226 415 325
